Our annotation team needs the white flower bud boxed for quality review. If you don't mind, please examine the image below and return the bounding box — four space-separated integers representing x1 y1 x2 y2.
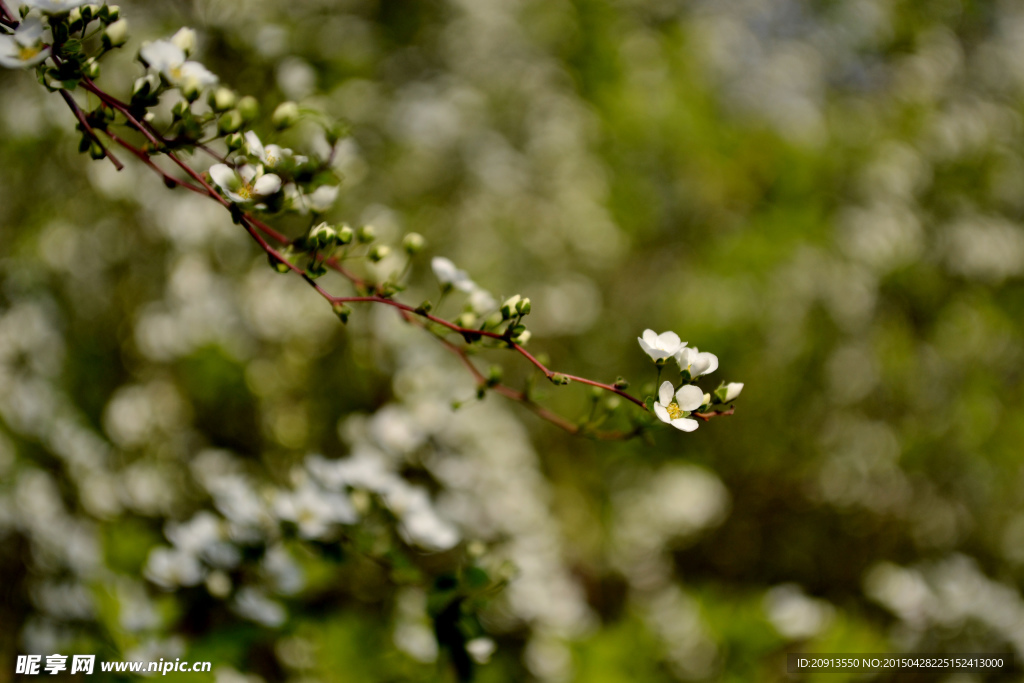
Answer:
501 295 521 320
171 27 196 55
272 101 301 129
723 382 743 402
104 18 129 47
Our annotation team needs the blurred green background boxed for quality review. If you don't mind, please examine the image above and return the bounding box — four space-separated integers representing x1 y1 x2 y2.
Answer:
3 0 1024 681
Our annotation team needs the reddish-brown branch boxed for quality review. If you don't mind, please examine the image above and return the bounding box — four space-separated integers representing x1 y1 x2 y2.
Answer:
66 75 737 439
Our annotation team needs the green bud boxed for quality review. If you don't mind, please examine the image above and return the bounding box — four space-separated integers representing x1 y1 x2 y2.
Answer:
268 252 291 273
306 259 327 279
272 101 301 129
225 131 244 151
516 297 531 315
237 95 259 122
509 324 527 336
487 365 503 386
209 87 236 112
501 295 521 320
103 5 120 22
415 300 433 314
613 377 629 390
88 141 105 160
132 74 156 99
549 373 571 386
402 232 425 255
369 245 390 262
83 58 100 79
356 225 376 243
485 311 504 328
332 302 352 323
218 110 244 134
171 99 190 119
336 224 354 245
308 222 337 249
103 18 128 48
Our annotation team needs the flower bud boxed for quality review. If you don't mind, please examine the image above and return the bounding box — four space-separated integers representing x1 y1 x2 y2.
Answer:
332 302 352 323
500 295 521 320
209 87 236 112
272 101 301 129
549 373 571 386
88 141 105 160
131 74 157 100
369 245 390 262
356 225 375 243
455 312 477 328
713 382 743 404
415 300 433 314
487 365 503 386
68 7 82 26
218 110 243 134
83 57 100 79
336 224 354 245
308 222 336 249
613 377 629 390
514 330 531 345
402 232 425 255
237 95 259 122
701 393 712 409
516 297 531 315
103 19 128 48
225 131 244 151
171 27 196 55
171 99 190 119
102 4 120 22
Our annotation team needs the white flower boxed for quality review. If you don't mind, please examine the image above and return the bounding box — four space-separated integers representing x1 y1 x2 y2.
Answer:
244 131 305 170
307 185 337 212
209 164 282 203
273 482 357 540
21 0 89 11
723 382 744 402
139 39 217 91
468 287 497 314
653 380 704 432
431 257 475 293
0 19 49 70
144 547 204 589
232 587 286 627
675 345 718 378
638 329 684 362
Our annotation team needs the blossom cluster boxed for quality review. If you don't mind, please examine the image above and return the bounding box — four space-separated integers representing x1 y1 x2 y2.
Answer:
638 330 743 432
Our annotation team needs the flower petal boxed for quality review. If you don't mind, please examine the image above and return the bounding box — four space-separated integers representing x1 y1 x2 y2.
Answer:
653 402 671 424
670 418 699 432
658 381 675 406
245 131 265 160
698 352 718 376
432 257 457 283
253 174 282 196
657 331 681 352
675 384 704 411
642 329 658 347
209 164 239 191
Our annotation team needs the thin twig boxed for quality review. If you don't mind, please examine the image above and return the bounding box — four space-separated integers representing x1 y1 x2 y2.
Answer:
59 89 124 171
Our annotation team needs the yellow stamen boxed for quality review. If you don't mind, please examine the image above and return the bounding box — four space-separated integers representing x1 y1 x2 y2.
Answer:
666 403 684 420
236 184 254 199
18 45 41 61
